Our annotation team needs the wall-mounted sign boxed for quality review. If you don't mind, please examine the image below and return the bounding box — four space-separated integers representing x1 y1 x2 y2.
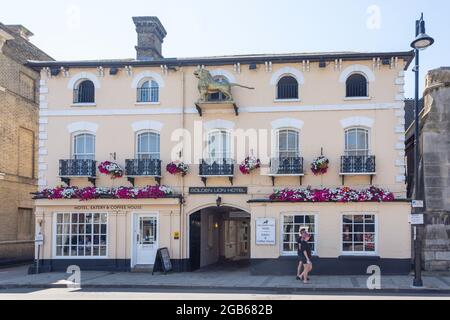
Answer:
35 233 44 245
412 200 424 208
73 205 143 210
409 214 424 225
256 218 276 245
189 187 248 194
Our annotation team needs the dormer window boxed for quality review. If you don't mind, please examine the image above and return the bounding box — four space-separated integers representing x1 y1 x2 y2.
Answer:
277 76 299 100
137 79 159 103
346 74 368 98
73 80 95 104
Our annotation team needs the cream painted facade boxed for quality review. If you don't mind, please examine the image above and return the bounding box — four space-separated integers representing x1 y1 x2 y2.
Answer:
30 18 414 275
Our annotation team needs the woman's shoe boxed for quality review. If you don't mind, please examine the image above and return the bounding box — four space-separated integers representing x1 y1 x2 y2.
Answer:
296 276 301 280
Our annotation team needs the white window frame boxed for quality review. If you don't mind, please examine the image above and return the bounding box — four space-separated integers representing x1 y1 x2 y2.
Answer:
73 79 96 105
344 72 370 99
136 78 160 104
344 127 370 156
52 212 109 259
274 128 300 158
340 213 378 256
280 213 318 256
205 129 233 162
275 74 300 101
135 130 161 160
72 132 96 160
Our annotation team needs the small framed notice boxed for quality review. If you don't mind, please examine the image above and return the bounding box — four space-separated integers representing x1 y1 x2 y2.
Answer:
409 214 424 225
256 218 276 245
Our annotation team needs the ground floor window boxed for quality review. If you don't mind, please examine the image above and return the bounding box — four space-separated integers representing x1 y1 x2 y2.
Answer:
342 214 376 254
55 213 107 257
282 214 316 255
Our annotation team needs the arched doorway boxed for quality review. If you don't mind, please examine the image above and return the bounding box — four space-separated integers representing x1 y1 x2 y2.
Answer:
189 206 251 271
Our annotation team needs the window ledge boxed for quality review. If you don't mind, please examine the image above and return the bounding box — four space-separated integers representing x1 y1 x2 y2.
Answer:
135 102 161 106
71 103 97 107
344 97 372 101
274 98 301 103
338 255 380 260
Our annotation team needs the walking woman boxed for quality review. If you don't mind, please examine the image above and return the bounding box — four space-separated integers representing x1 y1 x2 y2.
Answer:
298 232 313 284
296 228 306 280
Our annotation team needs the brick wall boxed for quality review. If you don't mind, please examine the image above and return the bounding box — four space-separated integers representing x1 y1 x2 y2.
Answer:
0 51 39 264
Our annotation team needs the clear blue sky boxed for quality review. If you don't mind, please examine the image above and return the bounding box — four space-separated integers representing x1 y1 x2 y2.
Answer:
1 0 448 97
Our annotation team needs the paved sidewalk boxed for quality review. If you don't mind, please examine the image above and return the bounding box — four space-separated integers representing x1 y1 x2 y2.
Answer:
0 265 449 294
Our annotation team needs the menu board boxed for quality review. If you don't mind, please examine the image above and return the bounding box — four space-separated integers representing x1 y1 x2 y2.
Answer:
152 247 173 274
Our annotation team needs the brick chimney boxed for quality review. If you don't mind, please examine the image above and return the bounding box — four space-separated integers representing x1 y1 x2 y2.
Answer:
132 16 167 61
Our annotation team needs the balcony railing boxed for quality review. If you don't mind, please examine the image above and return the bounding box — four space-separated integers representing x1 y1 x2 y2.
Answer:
136 87 159 103
340 155 376 174
199 159 234 176
59 159 96 177
125 159 162 177
270 157 304 175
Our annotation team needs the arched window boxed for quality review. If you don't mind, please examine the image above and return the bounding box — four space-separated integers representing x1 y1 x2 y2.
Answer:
74 80 95 103
137 131 160 160
346 74 368 98
208 76 229 101
277 76 299 100
137 79 159 103
73 133 95 160
207 130 231 161
277 129 299 158
345 128 369 156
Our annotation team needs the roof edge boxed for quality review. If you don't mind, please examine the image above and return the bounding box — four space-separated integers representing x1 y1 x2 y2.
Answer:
27 50 415 71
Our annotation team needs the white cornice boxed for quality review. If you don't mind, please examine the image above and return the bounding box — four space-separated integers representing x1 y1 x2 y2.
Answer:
40 102 402 117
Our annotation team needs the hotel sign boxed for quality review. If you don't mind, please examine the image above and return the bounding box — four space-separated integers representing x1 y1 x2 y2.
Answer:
256 218 276 245
189 187 248 194
73 205 143 210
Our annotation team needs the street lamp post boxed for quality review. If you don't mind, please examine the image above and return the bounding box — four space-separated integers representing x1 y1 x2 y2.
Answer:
410 13 434 288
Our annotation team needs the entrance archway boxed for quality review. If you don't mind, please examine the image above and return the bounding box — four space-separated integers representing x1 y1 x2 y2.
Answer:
189 206 251 271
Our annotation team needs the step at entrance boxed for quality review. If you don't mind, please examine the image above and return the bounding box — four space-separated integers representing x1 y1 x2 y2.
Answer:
131 264 154 273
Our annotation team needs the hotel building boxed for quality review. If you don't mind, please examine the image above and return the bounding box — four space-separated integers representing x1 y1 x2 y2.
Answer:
29 17 413 275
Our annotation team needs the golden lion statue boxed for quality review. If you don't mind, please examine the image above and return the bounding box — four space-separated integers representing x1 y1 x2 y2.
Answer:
194 69 254 102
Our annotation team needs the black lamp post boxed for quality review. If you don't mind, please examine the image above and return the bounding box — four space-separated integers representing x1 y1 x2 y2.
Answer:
410 13 434 288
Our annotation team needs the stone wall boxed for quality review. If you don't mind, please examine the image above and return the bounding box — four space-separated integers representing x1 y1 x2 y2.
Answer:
421 67 450 271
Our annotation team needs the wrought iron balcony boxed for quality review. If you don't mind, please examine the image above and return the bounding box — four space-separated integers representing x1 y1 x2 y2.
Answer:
125 159 162 177
340 155 376 174
269 157 304 186
270 157 304 175
125 158 162 186
340 155 376 185
59 159 96 177
199 159 234 176
59 159 96 186
199 159 234 186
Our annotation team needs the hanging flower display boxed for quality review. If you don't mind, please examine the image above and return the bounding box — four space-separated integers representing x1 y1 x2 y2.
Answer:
269 186 395 203
239 156 261 175
166 161 189 176
36 185 174 201
311 156 329 175
98 161 124 179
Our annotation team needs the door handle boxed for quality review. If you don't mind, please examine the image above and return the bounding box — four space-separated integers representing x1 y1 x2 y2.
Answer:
136 234 140 243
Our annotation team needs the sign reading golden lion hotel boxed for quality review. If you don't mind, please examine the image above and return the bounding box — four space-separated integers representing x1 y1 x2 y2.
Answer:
29 16 413 275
